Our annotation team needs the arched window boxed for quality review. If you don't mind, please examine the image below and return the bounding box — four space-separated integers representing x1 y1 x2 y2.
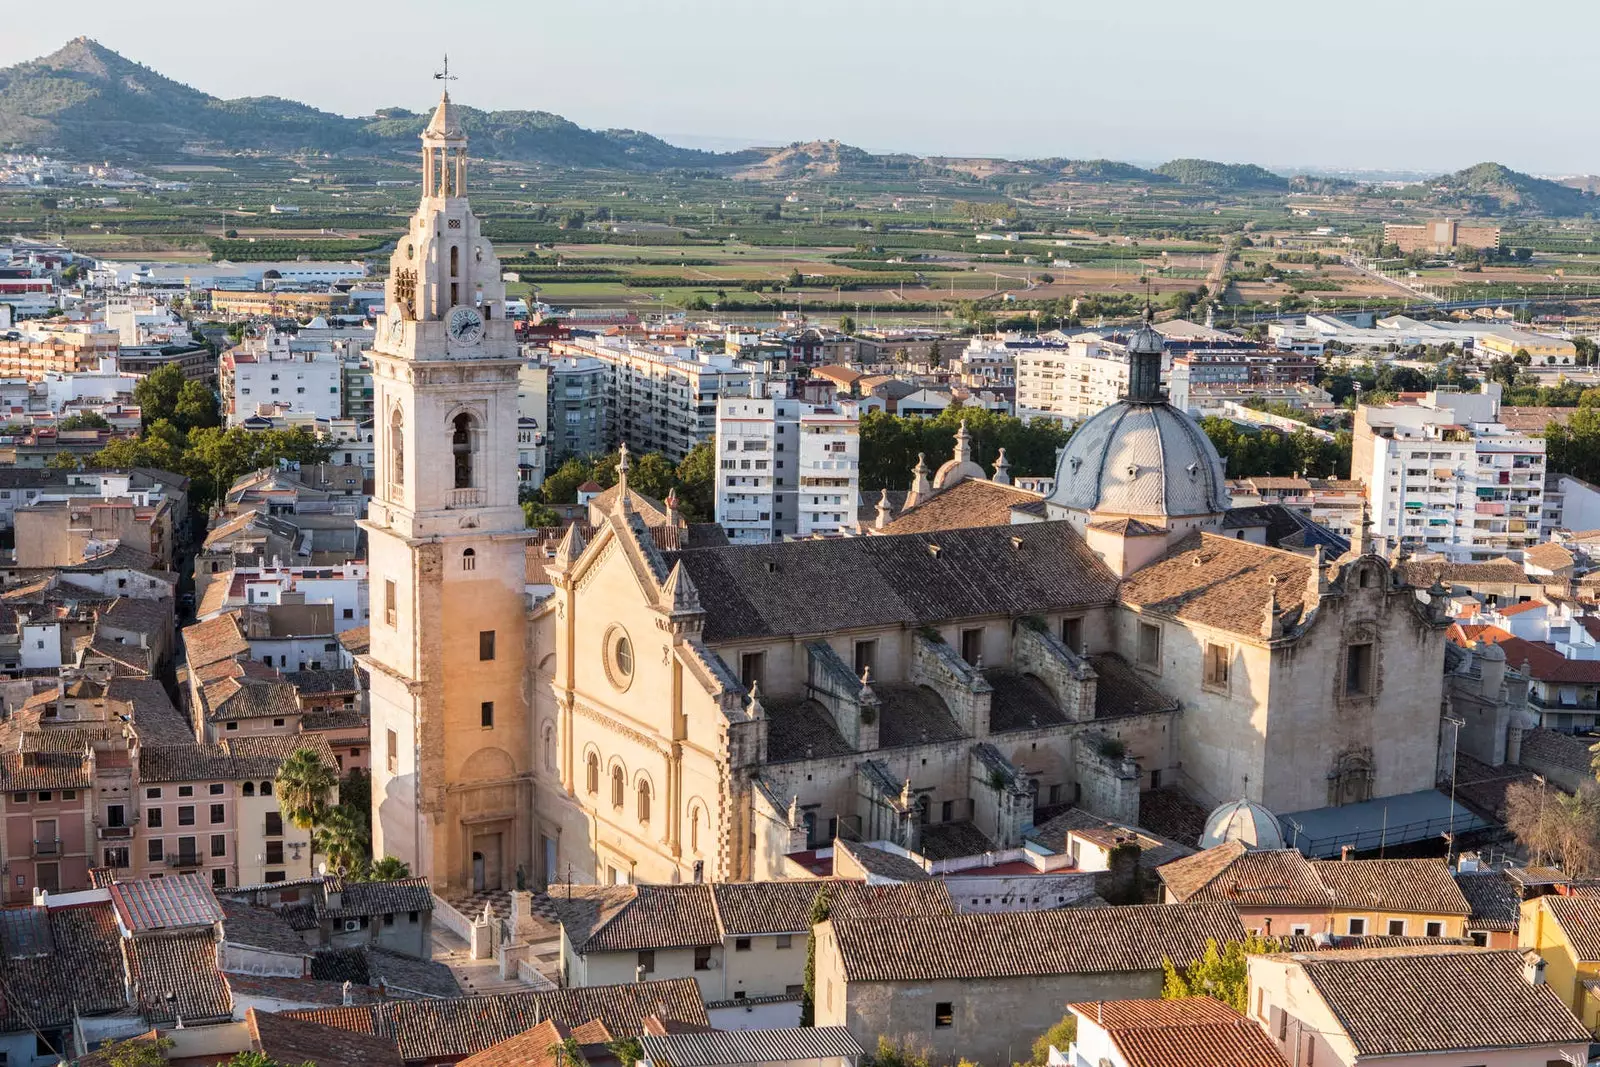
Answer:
690 807 700 853
611 766 625 809
586 752 599 795
637 780 651 824
242 782 255 797
260 781 273 796
452 412 476 489
390 409 405 490
449 245 459 278
462 548 476 572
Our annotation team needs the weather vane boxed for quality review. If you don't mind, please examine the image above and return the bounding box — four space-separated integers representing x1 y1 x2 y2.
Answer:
434 54 457 84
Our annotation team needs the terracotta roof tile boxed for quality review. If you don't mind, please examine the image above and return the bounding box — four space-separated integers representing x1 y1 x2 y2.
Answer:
1119 532 1313 638
1310 859 1471 916
554 884 721 953
1290 947 1590 1055
454 1018 569 1067
110 872 224 932
1454 870 1521 933
1158 845 1330 908
182 612 249 668
128 930 232 1024
246 1007 405 1067
1068 998 1288 1067
711 881 832 936
879 480 1044 535
1543 894 1600 960
828 901 1245 982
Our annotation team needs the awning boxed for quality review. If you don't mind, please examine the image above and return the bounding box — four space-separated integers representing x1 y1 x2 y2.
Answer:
1279 789 1488 858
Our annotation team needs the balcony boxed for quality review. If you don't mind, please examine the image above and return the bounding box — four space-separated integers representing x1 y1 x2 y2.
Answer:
31 838 60 858
97 824 134 840
165 852 203 869
446 487 485 508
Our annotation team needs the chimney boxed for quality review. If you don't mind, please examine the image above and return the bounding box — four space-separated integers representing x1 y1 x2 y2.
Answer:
637 964 648 983
1457 851 1481 873
1339 845 1353 862
1524 955 1547 986
342 980 353 1006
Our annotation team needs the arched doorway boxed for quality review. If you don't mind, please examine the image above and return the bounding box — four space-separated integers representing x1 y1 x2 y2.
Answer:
472 851 485 892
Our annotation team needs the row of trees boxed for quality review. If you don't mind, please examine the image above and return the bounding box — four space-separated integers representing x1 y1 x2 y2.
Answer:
859 406 1071 491
532 442 716 526
1197 418 1352 480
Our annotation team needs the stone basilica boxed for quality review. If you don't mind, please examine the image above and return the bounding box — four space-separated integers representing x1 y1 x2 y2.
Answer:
366 89 1460 896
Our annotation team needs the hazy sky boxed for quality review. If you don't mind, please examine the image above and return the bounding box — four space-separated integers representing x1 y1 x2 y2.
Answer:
6 0 1595 174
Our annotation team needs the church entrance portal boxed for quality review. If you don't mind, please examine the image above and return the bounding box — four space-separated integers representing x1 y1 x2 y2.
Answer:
470 832 503 892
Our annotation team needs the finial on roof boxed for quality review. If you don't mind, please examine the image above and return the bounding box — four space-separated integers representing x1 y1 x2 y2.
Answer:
1262 576 1284 639
746 679 764 718
787 794 801 829
905 452 934 509
953 419 972 464
660 559 701 615
550 522 586 570
1352 498 1373 557
1307 543 1328 601
874 488 893 531
900 778 914 809
992 447 1012 486
858 665 877 704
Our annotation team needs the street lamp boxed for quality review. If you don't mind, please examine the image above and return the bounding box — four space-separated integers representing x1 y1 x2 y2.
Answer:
1444 715 1465 865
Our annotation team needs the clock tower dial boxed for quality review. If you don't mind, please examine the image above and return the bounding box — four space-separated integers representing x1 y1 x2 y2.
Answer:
448 305 484 345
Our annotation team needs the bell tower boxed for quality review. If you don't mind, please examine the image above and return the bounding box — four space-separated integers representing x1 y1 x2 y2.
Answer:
363 64 532 897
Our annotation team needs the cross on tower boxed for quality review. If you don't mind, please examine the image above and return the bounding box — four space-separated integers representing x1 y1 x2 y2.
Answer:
434 54 458 85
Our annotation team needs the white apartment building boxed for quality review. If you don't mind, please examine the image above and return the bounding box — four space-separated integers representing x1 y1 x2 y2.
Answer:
220 327 343 426
1014 338 1170 424
715 381 859 543
551 335 753 462
1354 384 1546 561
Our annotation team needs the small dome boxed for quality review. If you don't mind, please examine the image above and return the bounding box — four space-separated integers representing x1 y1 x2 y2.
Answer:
1200 797 1285 850
1048 400 1228 519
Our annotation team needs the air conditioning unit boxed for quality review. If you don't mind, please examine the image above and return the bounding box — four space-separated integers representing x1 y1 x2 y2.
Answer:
704 957 720 970
344 919 361 932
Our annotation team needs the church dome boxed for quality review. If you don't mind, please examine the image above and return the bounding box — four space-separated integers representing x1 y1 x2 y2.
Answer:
1049 400 1228 519
1047 306 1227 522
1199 797 1285 850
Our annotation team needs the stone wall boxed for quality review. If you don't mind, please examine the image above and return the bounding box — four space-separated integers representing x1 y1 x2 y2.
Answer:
909 633 991 736
1075 738 1140 825
1013 622 1096 721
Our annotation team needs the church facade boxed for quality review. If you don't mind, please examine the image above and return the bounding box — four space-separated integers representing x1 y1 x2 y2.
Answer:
366 91 1458 894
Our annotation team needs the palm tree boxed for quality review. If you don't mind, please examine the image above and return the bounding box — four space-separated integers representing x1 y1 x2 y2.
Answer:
367 856 411 881
314 804 366 875
275 747 338 841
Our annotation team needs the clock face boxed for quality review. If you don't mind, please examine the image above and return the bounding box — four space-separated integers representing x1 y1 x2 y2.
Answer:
387 315 403 346
448 306 484 345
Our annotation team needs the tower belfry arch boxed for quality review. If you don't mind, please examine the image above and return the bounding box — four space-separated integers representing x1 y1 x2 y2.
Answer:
359 64 533 896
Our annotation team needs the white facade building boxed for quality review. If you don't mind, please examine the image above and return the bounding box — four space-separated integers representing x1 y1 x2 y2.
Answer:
1355 385 1546 561
221 328 344 426
715 382 859 543
1014 337 1171 424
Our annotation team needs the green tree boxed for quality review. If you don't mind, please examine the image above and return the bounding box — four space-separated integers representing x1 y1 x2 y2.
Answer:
133 364 187 427
59 411 111 431
606 1037 643 1067
275 747 339 843
99 1035 175 1067
800 884 832 1026
1025 1013 1077 1066
838 314 856 335
861 1037 931 1067
524 501 560 527
47 451 82 471
674 441 715 521
364 855 412 881
627 451 679 502
786 268 803 288
173 379 221 431
540 456 593 505
315 803 367 875
1162 934 1279 1013
224 1053 313 1067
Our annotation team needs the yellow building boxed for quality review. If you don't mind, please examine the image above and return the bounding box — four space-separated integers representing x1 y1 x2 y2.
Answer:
1478 331 1577 362
1314 857 1471 939
209 289 344 317
1521 893 1600 1029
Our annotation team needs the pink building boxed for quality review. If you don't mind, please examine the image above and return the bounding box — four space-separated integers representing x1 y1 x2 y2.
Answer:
0 749 94 902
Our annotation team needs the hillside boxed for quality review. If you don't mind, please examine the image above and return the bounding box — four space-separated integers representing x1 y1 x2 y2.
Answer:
1424 162 1594 216
1154 158 1290 190
0 38 755 169
730 139 946 181
1024 158 1164 183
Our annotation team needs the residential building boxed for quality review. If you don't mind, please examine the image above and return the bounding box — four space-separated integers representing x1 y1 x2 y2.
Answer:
1064 998 1287 1067
714 381 859 543
810 902 1246 1067
1157 845 1471 939
221 328 345 426
14 494 176 569
0 322 120 378
537 353 608 460
1520 890 1600 1027
1354 384 1547 560
1247 946 1588 1067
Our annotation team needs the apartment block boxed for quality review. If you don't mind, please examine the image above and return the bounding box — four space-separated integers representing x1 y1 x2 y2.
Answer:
715 382 860 543
1355 384 1546 561
0 323 119 378
220 327 344 426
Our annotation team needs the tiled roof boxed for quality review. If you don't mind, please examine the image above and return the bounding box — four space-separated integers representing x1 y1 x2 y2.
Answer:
875 683 964 747
763 696 855 762
284 667 361 695
1453 871 1521 933
1524 542 1576 571
317 877 434 920
225 732 338 777
827 901 1244 982
139 744 237 783
554 884 721 953
225 973 382 1007
107 676 193 745
879 480 1043 535
1310 859 1472 916
1157 845 1330 908
1119 532 1313 639
0 750 90 791
833 839 933 883
984 668 1067 731
338 625 370 655
828 881 954 922
1292 948 1591 1055
1091 652 1181 718
110 872 225 932
915 820 996 861
281 979 710 1061
1026 808 1193 870
1401 559 1528 589
1068 998 1289 1067
0 901 125 1033
128 930 232 1024
246 1007 405 1067
183 612 250 667
210 679 303 721
639 1026 864 1067
711 881 831 936
454 1018 569 1067
221 899 311 956
1543 895 1600 960
663 520 1118 643
1520 727 1597 771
